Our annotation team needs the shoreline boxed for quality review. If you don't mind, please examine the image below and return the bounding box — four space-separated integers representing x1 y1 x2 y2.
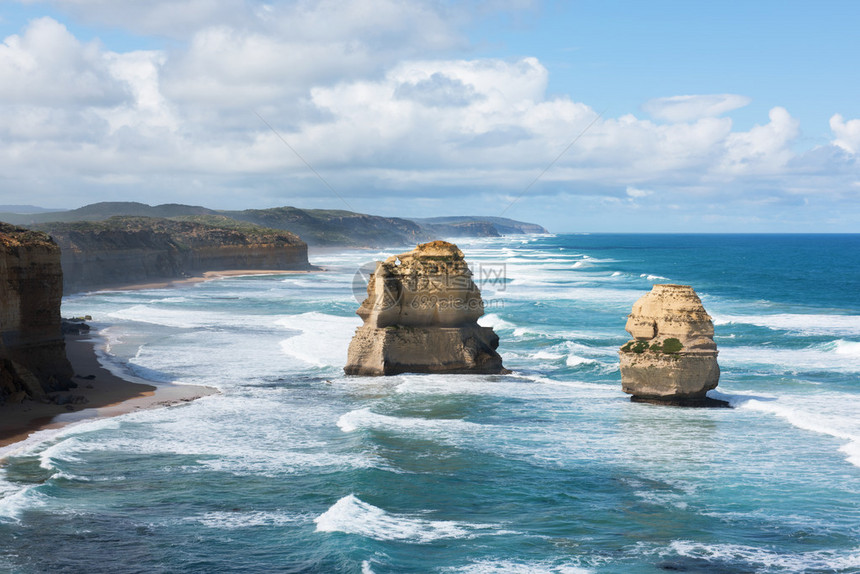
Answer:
0 333 217 453
0 268 314 453
101 268 316 292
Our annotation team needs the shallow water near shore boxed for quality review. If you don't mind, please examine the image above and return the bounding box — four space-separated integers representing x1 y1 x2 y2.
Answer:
1 234 859 573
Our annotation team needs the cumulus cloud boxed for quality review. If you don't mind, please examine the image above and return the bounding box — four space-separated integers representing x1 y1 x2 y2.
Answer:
643 94 751 123
721 106 800 174
1 3 857 230
394 73 482 107
0 17 128 106
830 113 860 154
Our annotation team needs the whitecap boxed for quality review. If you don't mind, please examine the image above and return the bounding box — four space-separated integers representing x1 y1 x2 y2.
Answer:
39 437 84 471
336 408 485 439
443 561 592 573
314 494 501 543
712 313 860 336
565 354 600 368
719 342 860 374
189 510 303 529
712 389 860 468
0 417 123 462
834 339 860 357
479 313 516 331
277 312 359 369
197 450 382 477
666 540 860 572
106 304 263 330
534 351 566 361
639 273 670 282
0 485 48 522
526 375 617 394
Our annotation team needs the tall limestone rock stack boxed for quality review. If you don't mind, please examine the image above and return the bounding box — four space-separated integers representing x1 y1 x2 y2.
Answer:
344 240 506 376
619 284 720 404
0 223 74 404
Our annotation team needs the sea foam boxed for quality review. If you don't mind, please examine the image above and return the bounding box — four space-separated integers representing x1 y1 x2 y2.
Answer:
336 408 485 441
666 540 860 572
189 510 304 530
714 390 860 468
712 313 860 336
0 485 48 522
277 312 359 369
719 341 860 374
314 494 500 543
442 560 592 573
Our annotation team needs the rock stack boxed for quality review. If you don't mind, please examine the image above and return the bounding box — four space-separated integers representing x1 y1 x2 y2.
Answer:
344 240 506 376
619 284 722 405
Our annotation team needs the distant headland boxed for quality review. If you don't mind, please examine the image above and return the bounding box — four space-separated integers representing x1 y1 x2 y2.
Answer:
0 202 544 295
0 202 548 248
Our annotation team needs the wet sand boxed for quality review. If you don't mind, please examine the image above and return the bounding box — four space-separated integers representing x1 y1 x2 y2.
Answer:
0 268 323 452
0 334 217 449
105 268 314 291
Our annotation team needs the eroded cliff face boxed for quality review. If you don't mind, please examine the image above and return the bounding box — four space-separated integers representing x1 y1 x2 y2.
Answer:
619 284 720 403
0 223 73 404
36 217 311 294
345 240 506 376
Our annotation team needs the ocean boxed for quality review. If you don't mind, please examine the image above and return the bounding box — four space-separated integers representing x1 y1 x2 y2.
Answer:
1 233 859 573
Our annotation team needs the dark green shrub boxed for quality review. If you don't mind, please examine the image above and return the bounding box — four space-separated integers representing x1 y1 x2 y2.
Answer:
662 338 683 354
631 341 649 354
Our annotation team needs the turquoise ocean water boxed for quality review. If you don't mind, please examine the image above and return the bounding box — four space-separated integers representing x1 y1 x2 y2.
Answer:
1 233 859 573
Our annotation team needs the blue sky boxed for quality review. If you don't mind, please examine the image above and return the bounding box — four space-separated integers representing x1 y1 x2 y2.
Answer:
0 0 858 232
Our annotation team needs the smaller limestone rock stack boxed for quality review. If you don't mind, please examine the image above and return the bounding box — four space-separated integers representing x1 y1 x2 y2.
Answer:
344 240 506 376
619 284 721 405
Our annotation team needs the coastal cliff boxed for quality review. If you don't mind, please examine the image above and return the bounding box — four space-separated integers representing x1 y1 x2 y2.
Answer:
0 223 73 405
345 240 506 376
619 284 721 405
35 217 312 294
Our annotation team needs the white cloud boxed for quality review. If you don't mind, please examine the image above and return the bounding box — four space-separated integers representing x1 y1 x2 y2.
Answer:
0 17 128 106
830 113 860 154
626 186 651 198
0 5 857 231
643 94 751 123
721 106 800 174
18 0 254 38
155 1 465 113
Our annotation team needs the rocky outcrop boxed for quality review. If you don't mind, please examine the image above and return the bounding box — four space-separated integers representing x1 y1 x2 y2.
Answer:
0 223 73 405
619 284 722 405
344 240 506 376
35 217 312 294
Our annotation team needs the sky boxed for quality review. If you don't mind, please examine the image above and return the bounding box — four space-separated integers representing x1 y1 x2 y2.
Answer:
0 0 858 232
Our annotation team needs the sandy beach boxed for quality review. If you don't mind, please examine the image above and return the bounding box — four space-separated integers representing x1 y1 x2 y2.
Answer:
0 269 315 451
106 268 316 291
0 268 319 452
0 333 217 449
